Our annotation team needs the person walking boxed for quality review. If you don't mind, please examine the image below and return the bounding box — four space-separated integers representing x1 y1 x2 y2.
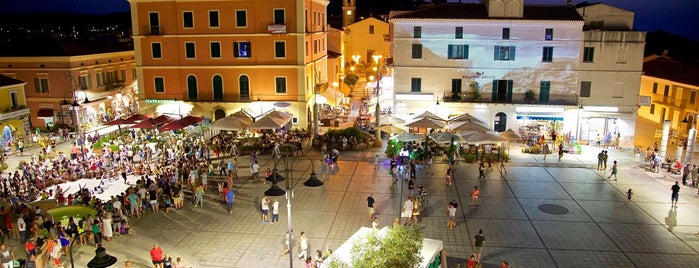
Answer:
367 193 375 220
558 143 564 161
671 181 680 208
602 150 609 169
271 198 279 224
691 164 698 187
402 196 414 225
408 178 415 195
374 154 380 172
445 167 453 186
149 243 163 268
542 143 549 160
470 186 480 207
607 161 618 181
251 160 260 181
225 187 235 214
499 158 508 175
625 189 633 205
297 232 308 260
446 203 457 230
597 151 604 170
194 183 204 208
473 229 486 263
478 162 485 181
682 164 691 185
0 244 15 268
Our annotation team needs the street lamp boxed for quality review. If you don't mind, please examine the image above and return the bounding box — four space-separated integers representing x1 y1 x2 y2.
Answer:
71 99 83 157
87 245 117 268
264 155 324 268
351 54 361 64
373 60 388 147
682 113 697 164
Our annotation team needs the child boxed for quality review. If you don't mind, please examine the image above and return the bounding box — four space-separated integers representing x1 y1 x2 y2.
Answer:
625 189 633 205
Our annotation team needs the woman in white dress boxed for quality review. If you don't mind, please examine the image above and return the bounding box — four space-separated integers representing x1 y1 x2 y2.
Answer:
102 213 113 241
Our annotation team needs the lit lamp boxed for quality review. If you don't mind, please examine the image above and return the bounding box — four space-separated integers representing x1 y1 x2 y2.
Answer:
264 155 323 268
349 66 355 72
352 54 361 64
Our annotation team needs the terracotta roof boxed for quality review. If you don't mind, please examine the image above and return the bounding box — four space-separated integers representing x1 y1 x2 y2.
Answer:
0 75 25 87
327 50 342 59
644 58 699 87
391 3 583 21
0 37 133 57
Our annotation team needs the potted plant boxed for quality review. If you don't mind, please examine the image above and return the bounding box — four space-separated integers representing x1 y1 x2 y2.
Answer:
524 90 536 103
469 81 481 101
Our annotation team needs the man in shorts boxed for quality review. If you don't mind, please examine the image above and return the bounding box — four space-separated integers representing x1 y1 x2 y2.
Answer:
150 243 163 268
671 181 680 208
251 160 260 181
473 229 485 263
261 196 270 223
447 204 457 229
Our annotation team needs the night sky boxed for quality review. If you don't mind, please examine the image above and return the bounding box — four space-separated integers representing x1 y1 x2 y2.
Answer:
1 0 697 40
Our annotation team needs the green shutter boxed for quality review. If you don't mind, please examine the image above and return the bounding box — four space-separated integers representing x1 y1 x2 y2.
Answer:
491 79 498 101
494 46 499 60
464 45 469 59
510 46 516 60
447 45 453 59
506 80 513 101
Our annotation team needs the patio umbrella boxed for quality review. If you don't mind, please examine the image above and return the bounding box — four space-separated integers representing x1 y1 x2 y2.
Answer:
412 111 444 121
250 115 287 129
124 114 152 123
106 119 130 126
448 113 487 125
500 129 522 141
405 117 446 129
159 115 205 132
211 113 253 131
428 132 462 144
379 125 407 134
372 114 406 125
449 120 491 132
459 130 506 144
130 115 175 129
263 111 294 126
389 133 423 142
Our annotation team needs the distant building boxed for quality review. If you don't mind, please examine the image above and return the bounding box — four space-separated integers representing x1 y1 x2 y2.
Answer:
342 0 357 27
0 75 30 140
0 39 136 131
389 0 644 148
128 0 330 130
344 17 390 66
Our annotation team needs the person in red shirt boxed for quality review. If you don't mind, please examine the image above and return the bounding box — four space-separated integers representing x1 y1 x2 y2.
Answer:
467 255 477 268
149 243 163 268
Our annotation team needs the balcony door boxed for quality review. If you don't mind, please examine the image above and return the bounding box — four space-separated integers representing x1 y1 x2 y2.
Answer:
491 79 512 102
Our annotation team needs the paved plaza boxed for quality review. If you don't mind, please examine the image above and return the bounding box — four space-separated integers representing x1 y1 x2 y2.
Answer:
6 139 699 268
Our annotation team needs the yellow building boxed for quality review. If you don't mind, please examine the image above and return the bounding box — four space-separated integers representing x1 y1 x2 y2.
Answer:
344 17 390 66
0 75 30 138
128 0 330 131
635 54 699 151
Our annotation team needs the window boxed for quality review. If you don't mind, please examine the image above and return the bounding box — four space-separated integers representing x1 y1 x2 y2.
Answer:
410 78 421 92
79 74 92 89
95 71 104 87
183 11 193 28
502 28 510 39
274 41 286 58
691 91 696 104
151 43 162 59
448 44 469 59
234 42 251 58
664 85 669 96
187 75 198 100
236 10 247 27
413 26 421 38
491 80 513 102
545 28 553 40
455 27 463 39
650 103 655 114
213 75 223 101
185 42 196 59
305 41 308 55
34 77 49 93
369 25 374 34
209 11 219 28
210 42 221 58
106 70 118 84
494 46 516 61
132 68 137 80
314 40 318 54
539 81 551 103
120 69 126 81
275 77 287 94
580 81 591 97
652 82 658 94
542 46 553 62
411 44 422 59
239 75 250 100
154 77 165 93
451 79 462 97
583 47 594 62
274 9 285 24
149 12 160 34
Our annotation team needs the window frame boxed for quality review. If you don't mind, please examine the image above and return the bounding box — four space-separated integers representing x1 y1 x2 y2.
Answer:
652 82 658 94
583 47 594 63
502 28 510 40
209 10 220 28
411 44 422 59
154 76 165 93
234 41 252 58
239 75 250 101
235 10 247 28
580 81 592 97
545 28 553 40
494 45 516 61
275 76 287 94
447 44 469 60
274 41 286 59
410 77 421 93
182 11 194 29
413 26 422 38
273 9 286 25
212 74 224 101
185 42 196 59
34 77 50 93
151 42 162 59
369 25 374 35
455 27 463 39
210 41 222 59
542 46 554 62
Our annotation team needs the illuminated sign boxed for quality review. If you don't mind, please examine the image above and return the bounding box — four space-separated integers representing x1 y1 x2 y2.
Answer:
144 99 176 104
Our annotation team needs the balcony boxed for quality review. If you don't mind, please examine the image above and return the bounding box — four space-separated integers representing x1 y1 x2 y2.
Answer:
268 24 286 34
442 92 578 106
0 107 30 121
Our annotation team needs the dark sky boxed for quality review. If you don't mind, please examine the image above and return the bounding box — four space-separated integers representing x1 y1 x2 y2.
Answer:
1 0 697 40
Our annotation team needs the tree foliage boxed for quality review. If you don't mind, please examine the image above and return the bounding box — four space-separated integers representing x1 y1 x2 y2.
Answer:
343 73 360 91
349 226 424 268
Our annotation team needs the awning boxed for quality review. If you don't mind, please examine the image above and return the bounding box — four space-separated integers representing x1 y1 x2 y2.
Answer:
37 109 54 117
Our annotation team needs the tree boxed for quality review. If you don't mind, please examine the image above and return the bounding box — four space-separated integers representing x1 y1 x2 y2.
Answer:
329 225 424 268
343 73 360 96
469 81 481 101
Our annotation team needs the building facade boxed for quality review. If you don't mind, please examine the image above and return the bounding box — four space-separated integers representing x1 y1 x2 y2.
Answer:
0 75 30 140
129 0 329 129
0 49 137 132
344 17 390 65
389 0 644 148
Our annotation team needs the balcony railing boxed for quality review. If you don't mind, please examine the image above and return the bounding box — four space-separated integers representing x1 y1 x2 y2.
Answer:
268 24 286 34
442 92 579 106
0 107 30 121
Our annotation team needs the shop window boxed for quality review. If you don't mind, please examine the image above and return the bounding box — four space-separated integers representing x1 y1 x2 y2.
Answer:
494 112 507 132
239 75 250 100
213 75 223 101
187 75 198 100
214 109 226 120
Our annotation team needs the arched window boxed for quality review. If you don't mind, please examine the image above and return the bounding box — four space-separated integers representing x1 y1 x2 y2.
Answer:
214 108 226 120
494 112 507 132
187 75 198 100
213 75 223 101
239 75 250 101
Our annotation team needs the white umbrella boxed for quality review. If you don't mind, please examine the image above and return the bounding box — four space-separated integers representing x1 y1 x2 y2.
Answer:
372 114 406 125
500 129 522 141
449 120 491 132
448 113 487 125
459 131 506 144
211 113 253 131
389 133 424 142
406 117 446 129
428 132 462 144
412 111 444 121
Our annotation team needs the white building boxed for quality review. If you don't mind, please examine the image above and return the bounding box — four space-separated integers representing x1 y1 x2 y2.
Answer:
388 0 644 148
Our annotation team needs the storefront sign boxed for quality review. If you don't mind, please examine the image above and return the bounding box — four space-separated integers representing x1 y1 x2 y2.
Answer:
145 99 177 104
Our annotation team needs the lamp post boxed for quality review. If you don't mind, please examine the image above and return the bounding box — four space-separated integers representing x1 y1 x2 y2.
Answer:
264 154 324 268
682 113 697 165
332 81 340 107
373 56 387 147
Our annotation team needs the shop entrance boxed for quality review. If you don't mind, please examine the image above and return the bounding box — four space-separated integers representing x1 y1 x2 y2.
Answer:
580 117 619 146
494 112 507 132
214 109 226 120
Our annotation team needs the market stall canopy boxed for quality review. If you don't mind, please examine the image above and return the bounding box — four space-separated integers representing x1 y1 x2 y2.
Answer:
449 120 491 132
459 130 506 144
389 133 424 142
249 111 293 130
428 132 462 144
211 112 253 131
130 114 175 129
159 115 205 132
448 113 487 125
500 129 522 141
406 117 446 129
124 114 152 123
371 114 406 125
106 119 131 126
411 111 444 121
379 125 407 134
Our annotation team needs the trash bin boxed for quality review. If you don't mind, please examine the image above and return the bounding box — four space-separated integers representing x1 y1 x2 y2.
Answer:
334 120 340 127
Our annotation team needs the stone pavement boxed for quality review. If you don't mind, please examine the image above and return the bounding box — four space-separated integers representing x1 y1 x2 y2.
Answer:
5 139 699 268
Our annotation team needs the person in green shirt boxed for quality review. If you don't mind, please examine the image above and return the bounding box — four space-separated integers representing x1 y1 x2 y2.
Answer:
92 219 102 246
